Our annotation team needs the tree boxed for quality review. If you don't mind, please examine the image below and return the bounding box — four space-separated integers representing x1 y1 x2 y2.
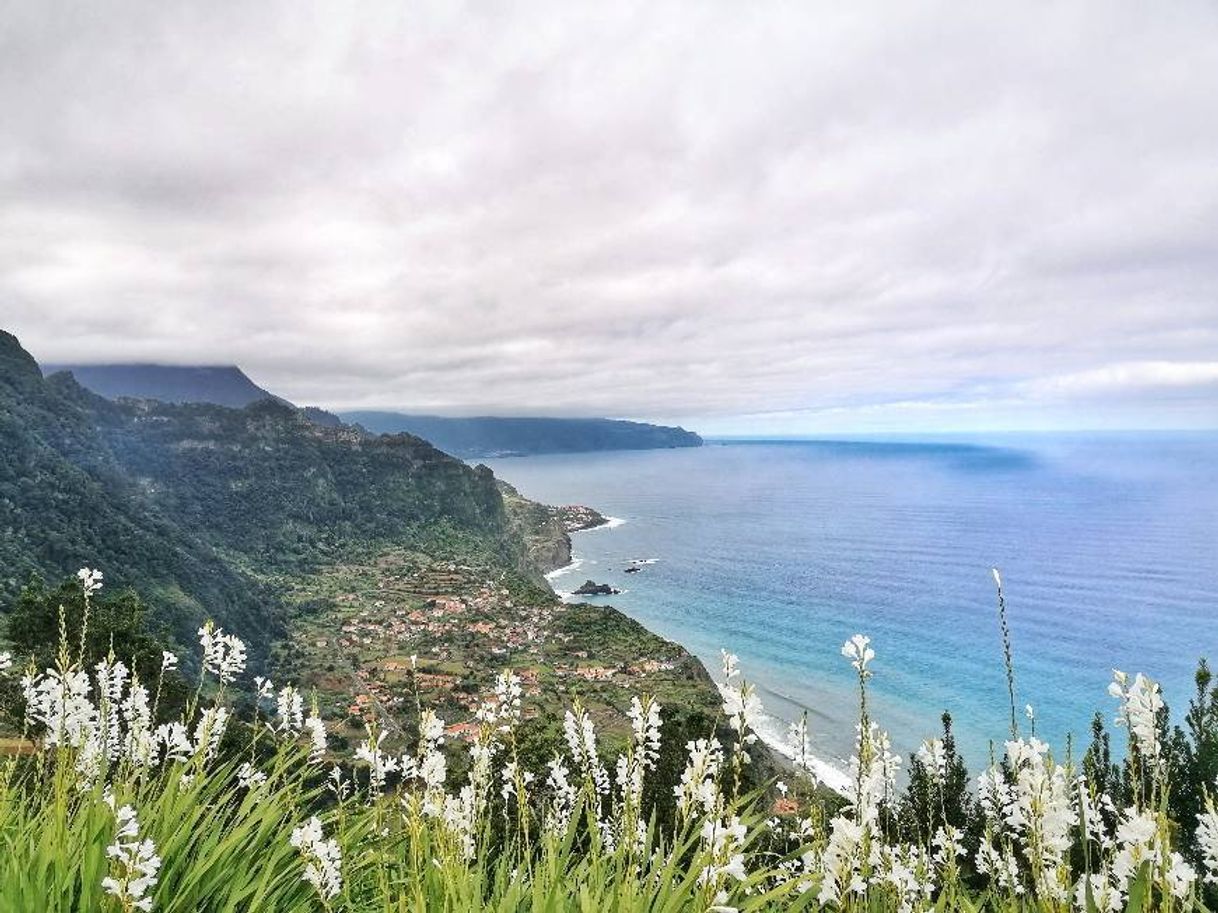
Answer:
1 574 188 724
1167 659 1218 848
897 712 975 847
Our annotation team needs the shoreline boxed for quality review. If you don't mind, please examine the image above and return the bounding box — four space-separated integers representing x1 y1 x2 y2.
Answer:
544 555 584 581
721 682 852 796
557 516 853 798
584 515 627 531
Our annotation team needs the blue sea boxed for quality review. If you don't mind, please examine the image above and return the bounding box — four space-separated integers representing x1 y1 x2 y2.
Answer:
484 434 1218 779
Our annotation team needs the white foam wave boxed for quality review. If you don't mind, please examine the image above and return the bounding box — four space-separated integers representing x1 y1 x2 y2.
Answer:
585 516 626 530
545 557 584 580
717 683 852 797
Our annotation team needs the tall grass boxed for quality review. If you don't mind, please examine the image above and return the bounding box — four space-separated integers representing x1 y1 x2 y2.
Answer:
1 567 1216 911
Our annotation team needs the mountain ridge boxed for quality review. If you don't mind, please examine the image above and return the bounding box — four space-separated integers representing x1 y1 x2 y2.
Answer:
40 362 285 408
35 360 703 456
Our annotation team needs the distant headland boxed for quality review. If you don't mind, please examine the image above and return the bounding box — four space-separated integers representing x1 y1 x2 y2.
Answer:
341 412 702 458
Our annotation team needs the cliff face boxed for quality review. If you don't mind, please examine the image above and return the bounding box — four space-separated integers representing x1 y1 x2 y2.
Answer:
497 481 608 574
96 398 516 570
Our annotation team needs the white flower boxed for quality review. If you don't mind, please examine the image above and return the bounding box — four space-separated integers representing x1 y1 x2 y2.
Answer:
197 622 247 685
122 680 155 767
876 842 936 911
1198 805 1218 885
787 713 817 784
328 765 350 802
0 652 12 675
818 815 866 905
841 634 875 675
847 721 901 828
160 651 178 673
916 738 947 785
1164 852 1195 900
440 782 480 860
155 722 192 764
698 817 750 889
501 760 524 803
77 567 104 597
492 670 523 731
401 707 448 807
974 841 1022 896
976 737 1071 900
355 728 400 795
722 682 763 742
563 707 611 798
94 657 130 762
675 737 723 817
614 695 662 819
276 685 303 734
1073 873 1122 913
720 650 740 680
1108 670 1164 767
629 695 662 769
290 816 342 901
932 826 965 867
102 805 160 912
192 706 230 762
22 667 96 749
304 714 327 763
544 755 578 835
237 761 267 790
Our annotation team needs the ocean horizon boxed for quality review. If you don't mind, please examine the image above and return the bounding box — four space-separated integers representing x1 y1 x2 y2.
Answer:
485 432 1218 782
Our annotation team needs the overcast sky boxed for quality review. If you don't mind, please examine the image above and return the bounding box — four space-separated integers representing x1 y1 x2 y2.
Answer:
2 2 1217 433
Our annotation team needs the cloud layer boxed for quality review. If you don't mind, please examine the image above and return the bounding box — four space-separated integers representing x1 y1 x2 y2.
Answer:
2 1 1217 431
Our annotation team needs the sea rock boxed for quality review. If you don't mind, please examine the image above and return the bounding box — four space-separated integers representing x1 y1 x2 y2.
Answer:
574 579 620 596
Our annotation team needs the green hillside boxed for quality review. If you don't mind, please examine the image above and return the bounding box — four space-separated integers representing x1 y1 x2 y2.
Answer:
1 330 537 662
3 328 736 810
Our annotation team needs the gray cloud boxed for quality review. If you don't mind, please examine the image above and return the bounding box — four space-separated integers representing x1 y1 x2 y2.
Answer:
2 0 1217 432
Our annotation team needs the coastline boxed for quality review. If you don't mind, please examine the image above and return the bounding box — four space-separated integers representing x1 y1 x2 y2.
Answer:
584 515 627 531
553 516 853 798
724 682 852 796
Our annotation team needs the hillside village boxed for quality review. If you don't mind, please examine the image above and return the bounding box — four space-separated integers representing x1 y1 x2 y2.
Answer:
275 546 715 754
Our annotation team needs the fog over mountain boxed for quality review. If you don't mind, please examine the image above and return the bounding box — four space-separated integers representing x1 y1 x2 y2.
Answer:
3 2 1217 432
41 363 282 408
